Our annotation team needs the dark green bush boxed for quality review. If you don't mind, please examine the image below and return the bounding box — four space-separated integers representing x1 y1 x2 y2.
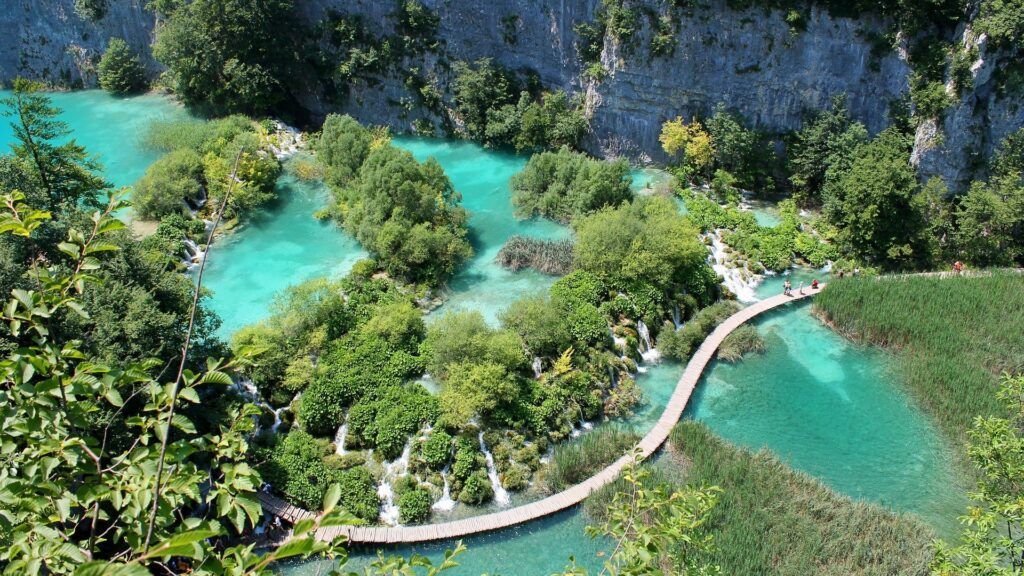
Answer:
97 38 146 94
131 148 204 220
398 487 432 523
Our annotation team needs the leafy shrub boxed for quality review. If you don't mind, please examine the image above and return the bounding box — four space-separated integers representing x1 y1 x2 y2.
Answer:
131 148 204 219
97 38 146 94
74 0 107 20
422 430 453 470
421 310 528 378
398 488 432 523
257 429 336 510
335 465 381 521
458 470 494 504
510 147 632 223
658 301 740 361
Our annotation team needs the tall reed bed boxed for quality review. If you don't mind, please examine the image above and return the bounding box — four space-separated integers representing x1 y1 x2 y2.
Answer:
814 272 1024 445
542 428 638 493
495 235 574 275
670 421 935 575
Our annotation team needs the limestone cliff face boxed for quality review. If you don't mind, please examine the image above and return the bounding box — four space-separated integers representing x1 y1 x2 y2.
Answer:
0 0 159 88
1 0 1020 188
297 0 911 164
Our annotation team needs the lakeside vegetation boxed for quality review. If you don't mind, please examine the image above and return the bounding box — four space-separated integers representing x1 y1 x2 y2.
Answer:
815 272 1024 446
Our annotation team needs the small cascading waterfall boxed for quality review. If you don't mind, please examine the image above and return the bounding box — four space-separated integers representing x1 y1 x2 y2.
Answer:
672 303 682 330
334 413 349 455
636 321 661 363
431 466 456 512
377 441 413 526
478 432 511 506
182 238 206 269
532 356 543 379
706 231 760 302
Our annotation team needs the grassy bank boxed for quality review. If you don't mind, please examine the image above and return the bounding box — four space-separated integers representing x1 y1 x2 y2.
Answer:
665 422 935 575
543 428 639 493
814 272 1024 446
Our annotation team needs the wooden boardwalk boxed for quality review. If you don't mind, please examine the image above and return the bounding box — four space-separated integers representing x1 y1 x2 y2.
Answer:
260 285 826 544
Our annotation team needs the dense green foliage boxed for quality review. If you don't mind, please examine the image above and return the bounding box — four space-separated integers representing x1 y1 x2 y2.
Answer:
138 115 282 221
788 95 868 208
815 273 1024 446
97 38 146 94
131 148 204 219
0 189 461 573
453 59 588 150
74 0 107 20
669 422 935 575
315 115 471 284
510 147 632 223
932 374 1024 575
573 196 719 323
152 0 298 114
658 301 740 361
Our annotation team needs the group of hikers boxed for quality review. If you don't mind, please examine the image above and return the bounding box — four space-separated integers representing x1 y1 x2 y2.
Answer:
782 277 819 296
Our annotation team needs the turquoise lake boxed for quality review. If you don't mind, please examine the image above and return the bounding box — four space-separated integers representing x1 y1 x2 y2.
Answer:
0 91 965 575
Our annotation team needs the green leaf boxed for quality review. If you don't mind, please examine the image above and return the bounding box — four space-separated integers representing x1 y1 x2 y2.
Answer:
103 387 124 407
323 483 341 513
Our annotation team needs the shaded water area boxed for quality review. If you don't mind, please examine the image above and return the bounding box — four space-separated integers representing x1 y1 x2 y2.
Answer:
0 92 965 573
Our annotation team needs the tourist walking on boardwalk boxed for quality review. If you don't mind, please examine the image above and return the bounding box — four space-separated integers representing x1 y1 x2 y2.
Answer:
811 278 820 290
953 261 964 274
798 281 805 295
783 279 792 296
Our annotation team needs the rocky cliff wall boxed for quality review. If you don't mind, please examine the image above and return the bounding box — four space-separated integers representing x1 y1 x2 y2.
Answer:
297 0 912 165
1 0 1021 189
0 0 159 88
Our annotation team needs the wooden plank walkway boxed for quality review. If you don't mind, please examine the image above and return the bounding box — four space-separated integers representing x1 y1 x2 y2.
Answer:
261 285 826 544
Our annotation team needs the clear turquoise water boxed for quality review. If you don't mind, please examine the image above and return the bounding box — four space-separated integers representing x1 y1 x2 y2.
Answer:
201 170 369 337
394 136 570 326
0 92 964 572
0 90 191 188
688 302 965 535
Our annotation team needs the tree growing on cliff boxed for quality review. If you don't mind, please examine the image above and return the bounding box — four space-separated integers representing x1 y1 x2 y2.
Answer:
660 117 714 180
97 38 147 94
788 95 868 208
152 0 298 114
74 0 108 20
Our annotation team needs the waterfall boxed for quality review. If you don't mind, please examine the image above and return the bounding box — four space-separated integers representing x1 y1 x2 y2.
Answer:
377 441 412 526
432 468 456 512
334 415 349 455
706 231 760 302
672 304 682 330
182 238 206 269
478 432 511 506
532 357 543 379
636 321 661 363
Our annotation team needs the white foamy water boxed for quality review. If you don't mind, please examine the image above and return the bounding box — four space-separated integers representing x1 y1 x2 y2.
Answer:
478 432 511 506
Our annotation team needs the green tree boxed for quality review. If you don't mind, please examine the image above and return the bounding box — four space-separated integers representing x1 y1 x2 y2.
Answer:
335 145 471 284
1 79 108 213
452 58 516 141
97 38 146 94
152 0 297 114
439 361 522 427
659 117 714 179
822 127 932 269
705 104 774 192
930 373 1024 575
131 148 204 219
953 173 1024 266
581 463 722 576
510 147 632 222
788 95 868 207
316 114 373 187
74 0 107 20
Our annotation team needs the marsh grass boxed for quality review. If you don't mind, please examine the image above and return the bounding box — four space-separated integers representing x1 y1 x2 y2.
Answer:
495 235 574 275
543 428 639 493
670 421 935 575
717 323 765 362
814 272 1024 446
